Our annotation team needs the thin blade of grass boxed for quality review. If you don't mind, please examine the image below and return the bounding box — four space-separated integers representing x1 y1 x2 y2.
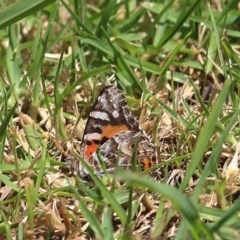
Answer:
0 102 17 142
17 223 23 240
24 178 35 230
160 31 192 75
7 26 22 86
35 143 47 199
102 206 114 240
60 0 91 34
119 7 146 32
157 0 200 47
95 1 116 37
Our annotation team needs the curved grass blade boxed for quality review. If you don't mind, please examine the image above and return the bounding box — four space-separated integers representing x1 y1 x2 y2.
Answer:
117 170 213 239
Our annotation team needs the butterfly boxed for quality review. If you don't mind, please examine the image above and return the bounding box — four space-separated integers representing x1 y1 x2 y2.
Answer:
78 85 157 179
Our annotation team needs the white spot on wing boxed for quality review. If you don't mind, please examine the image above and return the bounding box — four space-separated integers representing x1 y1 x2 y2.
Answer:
85 132 102 141
90 111 110 121
112 110 119 118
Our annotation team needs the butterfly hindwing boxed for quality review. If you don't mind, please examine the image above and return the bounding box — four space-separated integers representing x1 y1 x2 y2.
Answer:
80 130 157 178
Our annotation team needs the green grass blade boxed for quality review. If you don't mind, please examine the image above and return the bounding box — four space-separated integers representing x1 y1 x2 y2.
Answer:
0 102 17 142
193 108 240 199
211 198 240 232
95 1 116 37
0 173 20 192
119 7 146 32
117 171 213 239
0 0 56 29
157 0 200 47
60 0 91 34
102 206 114 240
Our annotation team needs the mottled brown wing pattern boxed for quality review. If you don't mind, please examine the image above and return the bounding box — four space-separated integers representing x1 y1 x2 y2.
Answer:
78 85 157 179
80 85 139 159
80 130 157 178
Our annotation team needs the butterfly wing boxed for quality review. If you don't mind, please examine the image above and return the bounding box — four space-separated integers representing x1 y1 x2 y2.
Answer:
77 85 157 179
81 85 139 159
79 130 157 178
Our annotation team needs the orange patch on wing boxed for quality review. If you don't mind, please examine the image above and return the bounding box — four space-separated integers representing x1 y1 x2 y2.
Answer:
141 159 153 170
85 142 99 159
101 124 128 139
84 124 129 159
